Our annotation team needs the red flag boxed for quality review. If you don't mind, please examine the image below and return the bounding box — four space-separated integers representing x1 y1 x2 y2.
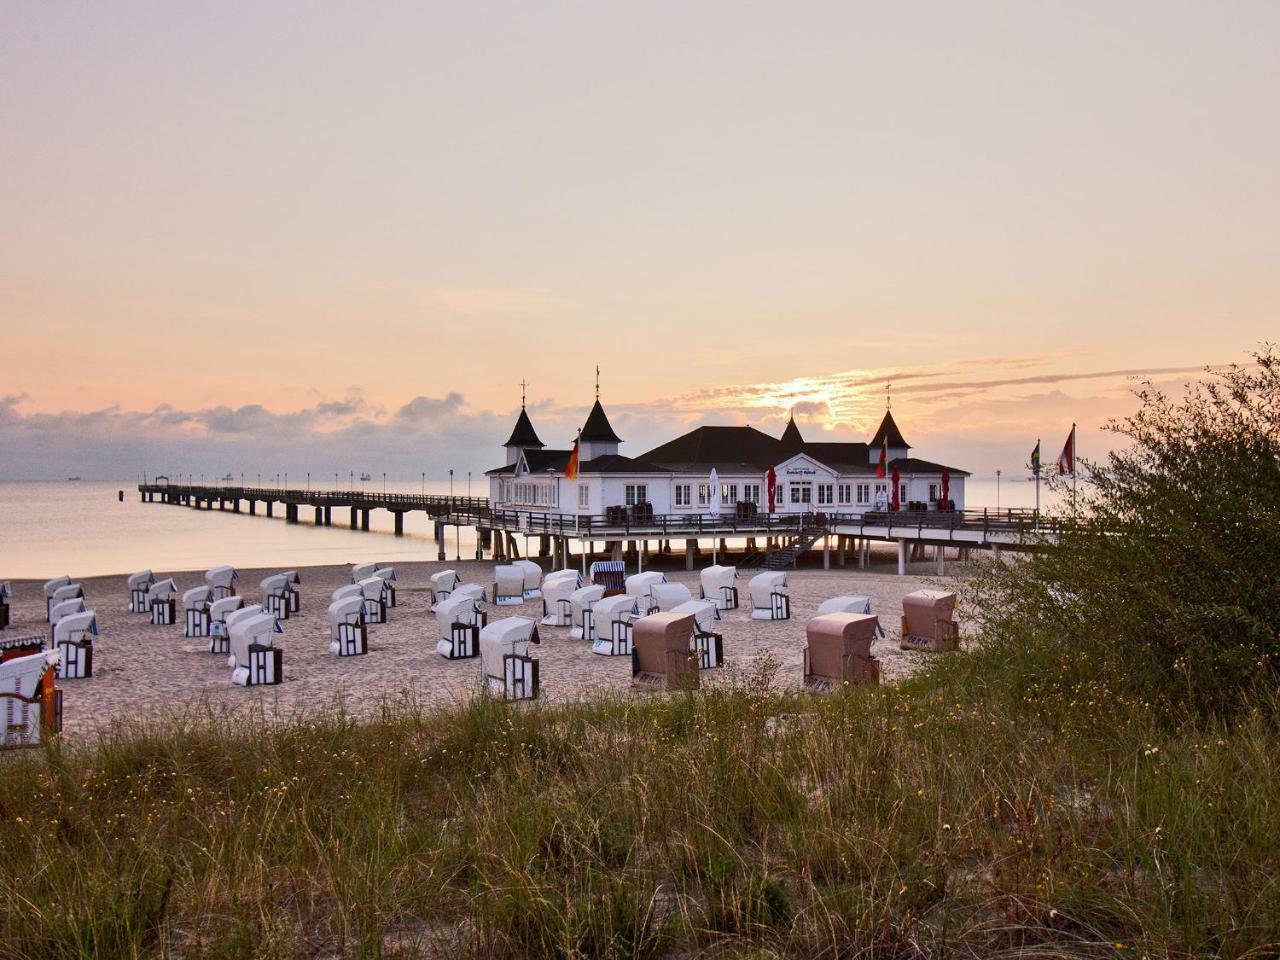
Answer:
877 437 888 478
891 466 900 511
565 439 580 480
1057 424 1076 476
766 467 777 513
940 469 950 506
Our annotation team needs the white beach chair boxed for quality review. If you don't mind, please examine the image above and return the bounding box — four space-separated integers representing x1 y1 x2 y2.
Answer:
511 559 544 600
435 592 486 659
430 570 461 608
0 581 11 629
351 562 380 583
127 570 156 612
568 584 606 640
52 609 97 679
357 576 390 624
228 611 283 686
373 567 397 607
183 586 215 637
204 565 239 600
668 598 724 669
49 597 87 624
49 584 84 623
699 565 739 611
43 576 71 620
0 650 62 747
626 571 667 613
331 583 363 603
479 616 540 700
648 581 693 614
540 570 582 626
326 595 368 656
816 595 886 638
207 595 244 654
748 572 790 620
146 578 179 624
590 594 639 656
260 573 293 621
280 570 302 614
493 565 526 606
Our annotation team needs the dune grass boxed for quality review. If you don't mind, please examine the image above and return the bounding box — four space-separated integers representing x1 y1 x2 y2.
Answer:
3 652 1278 959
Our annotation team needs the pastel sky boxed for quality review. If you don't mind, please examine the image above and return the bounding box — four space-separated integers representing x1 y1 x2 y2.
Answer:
2 2 1276 481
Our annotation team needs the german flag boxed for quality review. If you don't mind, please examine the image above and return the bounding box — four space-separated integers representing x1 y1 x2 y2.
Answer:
565 438 580 481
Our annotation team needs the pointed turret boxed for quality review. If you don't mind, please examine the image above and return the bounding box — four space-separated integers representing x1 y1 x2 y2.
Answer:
779 413 804 455
869 410 910 465
578 399 621 459
503 405 545 465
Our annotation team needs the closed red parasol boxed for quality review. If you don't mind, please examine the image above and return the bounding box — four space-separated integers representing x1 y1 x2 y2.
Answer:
940 469 950 508
766 467 777 513
891 466 901 511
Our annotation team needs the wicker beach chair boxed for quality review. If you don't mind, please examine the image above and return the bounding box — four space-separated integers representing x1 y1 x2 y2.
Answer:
804 612 880 692
479 616 540 700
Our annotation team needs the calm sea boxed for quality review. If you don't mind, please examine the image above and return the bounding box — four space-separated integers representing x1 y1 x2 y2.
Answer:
0 477 1058 579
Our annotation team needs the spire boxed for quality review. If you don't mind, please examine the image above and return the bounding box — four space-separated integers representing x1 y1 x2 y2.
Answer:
779 410 804 454
579 399 621 444
870 409 908 450
504 392 544 449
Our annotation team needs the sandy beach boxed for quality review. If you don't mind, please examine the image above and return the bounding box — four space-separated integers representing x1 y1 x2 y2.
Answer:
4 559 964 738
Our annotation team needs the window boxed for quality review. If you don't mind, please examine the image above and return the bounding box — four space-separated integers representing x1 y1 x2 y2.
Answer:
929 483 939 503
900 483 909 504
674 483 691 507
578 484 589 508
817 483 834 505
856 483 871 505
720 483 738 506
625 484 648 506
838 483 852 505
513 482 555 507
790 485 812 505
742 483 760 504
698 483 711 507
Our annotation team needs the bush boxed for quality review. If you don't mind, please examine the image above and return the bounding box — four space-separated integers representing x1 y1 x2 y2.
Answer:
965 347 1280 720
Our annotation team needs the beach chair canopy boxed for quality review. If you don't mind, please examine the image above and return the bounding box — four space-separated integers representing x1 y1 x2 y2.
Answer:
494 565 524 597
543 569 582 590
260 573 291 597
42 576 71 599
633 612 696 678
331 583 363 602
901 590 957 640
593 594 637 625
668 598 719 633
183 586 214 611
373 567 396 582
49 598 86 623
147 578 179 601
204 565 238 590
326 596 365 635
649 582 693 612
229 612 281 666
281 570 301 585
53 610 98 645
358 577 387 601
569 584 606 617
748 572 788 607
625 571 666 599
700 565 737 594
0 581 11 600
224 604 265 629
452 583 488 603
128 570 156 590
209 596 244 622
511 559 543 592
435 593 482 637
806 612 877 669
479 616 538 680
589 561 626 592
51 583 83 604
816 595 873 617
430 570 460 593
0 650 60 744
351 562 379 582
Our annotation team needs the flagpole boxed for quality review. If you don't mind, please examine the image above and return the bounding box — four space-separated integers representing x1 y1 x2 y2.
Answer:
1071 423 1078 519
1035 437 1041 531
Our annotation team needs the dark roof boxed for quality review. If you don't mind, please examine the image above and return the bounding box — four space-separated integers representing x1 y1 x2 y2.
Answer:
503 407 544 448
870 410 909 449
797 441 872 473
524 449 573 472
889 457 970 477
484 463 517 476
579 400 622 443
779 416 805 455
642 425 782 470
579 454 671 474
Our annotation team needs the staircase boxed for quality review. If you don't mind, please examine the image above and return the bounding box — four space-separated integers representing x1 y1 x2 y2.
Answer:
741 523 828 570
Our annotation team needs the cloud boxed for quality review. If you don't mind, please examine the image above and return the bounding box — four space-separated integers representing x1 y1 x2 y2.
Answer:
393 393 464 423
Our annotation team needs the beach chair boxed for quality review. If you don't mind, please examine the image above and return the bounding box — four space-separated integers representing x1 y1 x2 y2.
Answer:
182 586 214 637
332 582 363 602
816 596 887 638
146 578 179 625
899 590 959 652
0 649 62 747
48 597 87 624
351 562 380 583
748 572 790 620
0 582 11 630
280 570 302 614
511 559 545 600
540 570 582 626
590 594 639 656
435 592 486 659
493 564 525 606
699 565 739 611
590 560 626 596
228 612 283 686
631 612 698 691
204 565 239 600
669 598 724 669
625 571 667 614
49 584 84 624
804 612 880 692
127 570 155 613
479 617 540 700
207 595 244 654
430 570 461 608
51 609 96 679
373 567 397 607
42 576 71 620
357 577 389 624
260 573 293 621
568 584 606 640
648 581 693 614
327 595 368 656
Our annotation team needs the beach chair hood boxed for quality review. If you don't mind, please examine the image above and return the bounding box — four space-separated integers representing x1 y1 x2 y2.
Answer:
479 616 538 679
128 570 156 590
42 576 71 599
53 610 98 644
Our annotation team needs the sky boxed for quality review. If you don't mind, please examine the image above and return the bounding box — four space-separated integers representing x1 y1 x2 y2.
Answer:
1 2 1276 481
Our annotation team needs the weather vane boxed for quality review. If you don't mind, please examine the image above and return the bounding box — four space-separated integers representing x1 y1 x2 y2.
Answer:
595 365 600 400
519 379 528 407
886 380 892 410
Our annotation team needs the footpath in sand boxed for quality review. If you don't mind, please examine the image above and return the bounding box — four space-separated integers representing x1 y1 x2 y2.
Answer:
4 559 965 738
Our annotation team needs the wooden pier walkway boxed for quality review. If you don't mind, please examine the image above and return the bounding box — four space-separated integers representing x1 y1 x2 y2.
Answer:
137 482 1058 573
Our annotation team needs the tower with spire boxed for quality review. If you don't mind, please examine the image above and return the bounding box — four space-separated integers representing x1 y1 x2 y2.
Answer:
578 367 622 460
869 385 911 466
502 381 545 465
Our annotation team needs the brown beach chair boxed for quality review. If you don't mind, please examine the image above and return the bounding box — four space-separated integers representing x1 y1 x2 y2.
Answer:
631 612 698 691
804 612 880 692
898 590 959 652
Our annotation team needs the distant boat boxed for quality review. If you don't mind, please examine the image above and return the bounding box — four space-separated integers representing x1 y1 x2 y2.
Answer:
359 473 372 482
66 476 81 482
221 474 234 482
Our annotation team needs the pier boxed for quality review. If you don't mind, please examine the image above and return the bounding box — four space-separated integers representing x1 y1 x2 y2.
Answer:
137 482 1057 574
